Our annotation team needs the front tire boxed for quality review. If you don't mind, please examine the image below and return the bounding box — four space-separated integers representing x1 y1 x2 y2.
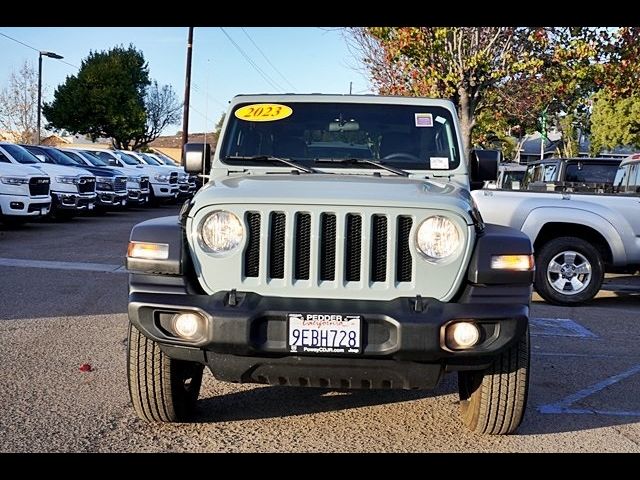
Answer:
127 323 204 422
458 326 530 435
534 236 604 306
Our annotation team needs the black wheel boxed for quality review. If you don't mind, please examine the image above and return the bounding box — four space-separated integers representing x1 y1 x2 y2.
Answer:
127 323 204 422
147 189 159 207
458 326 530 435
534 236 604 306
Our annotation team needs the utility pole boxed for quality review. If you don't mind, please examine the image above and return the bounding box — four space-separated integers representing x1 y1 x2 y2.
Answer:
349 81 352 95
37 51 63 144
181 27 194 164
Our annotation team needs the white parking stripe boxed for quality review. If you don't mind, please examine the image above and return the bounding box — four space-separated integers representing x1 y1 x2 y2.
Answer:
0 257 126 273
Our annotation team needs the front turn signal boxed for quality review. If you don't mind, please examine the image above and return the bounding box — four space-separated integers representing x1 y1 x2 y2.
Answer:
490 254 534 271
127 241 169 260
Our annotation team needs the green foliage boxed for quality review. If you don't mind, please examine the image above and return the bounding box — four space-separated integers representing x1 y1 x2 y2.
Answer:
43 45 150 149
590 89 640 154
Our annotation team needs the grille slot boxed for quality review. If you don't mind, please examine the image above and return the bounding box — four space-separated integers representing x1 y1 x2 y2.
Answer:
78 177 95 193
169 172 178 184
371 215 387 282
28 177 50 196
320 213 336 281
345 214 362 282
396 216 413 282
269 212 286 279
294 213 311 280
244 212 261 278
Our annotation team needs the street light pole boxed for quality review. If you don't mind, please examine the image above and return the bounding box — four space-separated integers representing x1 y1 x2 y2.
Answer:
37 51 63 145
181 27 194 164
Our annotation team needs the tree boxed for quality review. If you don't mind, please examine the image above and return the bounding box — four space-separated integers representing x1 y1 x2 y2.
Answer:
43 45 149 149
0 61 39 143
590 90 640 153
132 81 182 149
349 27 612 158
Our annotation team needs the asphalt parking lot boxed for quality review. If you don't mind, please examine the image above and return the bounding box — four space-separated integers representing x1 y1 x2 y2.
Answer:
0 207 639 452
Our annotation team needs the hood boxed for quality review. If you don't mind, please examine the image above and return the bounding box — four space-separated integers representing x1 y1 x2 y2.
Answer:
75 165 120 177
136 165 180 176
191 173 473 218
31 163 94 178
0 163 47 177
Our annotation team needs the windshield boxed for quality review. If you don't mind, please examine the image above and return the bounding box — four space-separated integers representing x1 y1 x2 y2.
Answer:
118 152 141 165
156 154 177 166
220 102 460 170
36 147 79 166
80 151 108 166
2 144 40 164
140 153 161 165
60 150 87 165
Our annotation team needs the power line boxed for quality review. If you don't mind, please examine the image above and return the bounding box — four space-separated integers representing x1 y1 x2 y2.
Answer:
240 27 297 92
219 27 284 92
0 31 79 70
192 82 228 109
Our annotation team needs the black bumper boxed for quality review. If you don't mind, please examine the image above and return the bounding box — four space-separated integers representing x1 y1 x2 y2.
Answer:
128 289 529 389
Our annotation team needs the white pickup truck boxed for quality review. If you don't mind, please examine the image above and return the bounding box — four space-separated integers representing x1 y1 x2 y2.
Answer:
472 154 640 306
0 153 51 224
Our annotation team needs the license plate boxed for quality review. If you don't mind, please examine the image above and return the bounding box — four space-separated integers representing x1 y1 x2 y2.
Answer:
41 208 48 215
122 199 127 206
88 203 94 210
288 313 361 354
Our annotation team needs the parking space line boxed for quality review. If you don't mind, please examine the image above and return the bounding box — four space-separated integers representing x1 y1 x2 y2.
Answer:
538 363 640 416
531 317 597 338
0 257 126 273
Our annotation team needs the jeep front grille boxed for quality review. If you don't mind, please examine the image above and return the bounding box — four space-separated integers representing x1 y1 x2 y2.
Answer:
244 210 413 284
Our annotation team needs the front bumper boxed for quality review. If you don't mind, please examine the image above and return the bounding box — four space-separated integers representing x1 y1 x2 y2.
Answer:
127 188 149 205
151 183 179 198
96 191 128 208
0 194 51 217
128 289 529 389
51 191 97 211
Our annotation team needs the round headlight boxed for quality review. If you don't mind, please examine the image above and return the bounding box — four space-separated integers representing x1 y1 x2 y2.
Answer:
416 215 461 261
199 210 243 255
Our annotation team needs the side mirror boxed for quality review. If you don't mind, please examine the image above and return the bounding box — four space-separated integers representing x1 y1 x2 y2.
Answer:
469 149 500 190
184 143 211 175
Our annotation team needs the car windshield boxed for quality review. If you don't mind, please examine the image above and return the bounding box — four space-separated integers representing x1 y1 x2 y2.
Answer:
40 147 79 166
140 153 161 165
60 150 87 165
118 152 141 165
80 151 109 166
2 144 40 164
156 154 177 166
219 102 460 170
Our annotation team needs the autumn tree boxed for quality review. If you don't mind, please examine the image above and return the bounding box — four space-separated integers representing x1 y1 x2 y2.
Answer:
0 61 40 143
350 27 612 158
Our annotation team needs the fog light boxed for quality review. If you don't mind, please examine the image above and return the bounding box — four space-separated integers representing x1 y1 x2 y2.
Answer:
172 312 206 340
10 202 24 210
446 321 480 350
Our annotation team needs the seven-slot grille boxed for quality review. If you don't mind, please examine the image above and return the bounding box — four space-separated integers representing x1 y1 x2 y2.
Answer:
114 176 127 192
169 172 178 184
28 177 50 196
77 177 96 193
243 211 414 284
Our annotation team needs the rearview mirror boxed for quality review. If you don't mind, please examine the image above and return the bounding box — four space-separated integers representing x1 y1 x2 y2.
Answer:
184 143 211 175
469 149 500 190
329 120 359 132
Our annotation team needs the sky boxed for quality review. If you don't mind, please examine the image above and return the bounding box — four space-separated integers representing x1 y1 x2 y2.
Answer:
0 27 374 136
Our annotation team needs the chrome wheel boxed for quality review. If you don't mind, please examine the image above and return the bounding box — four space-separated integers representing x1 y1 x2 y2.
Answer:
546 250 592 295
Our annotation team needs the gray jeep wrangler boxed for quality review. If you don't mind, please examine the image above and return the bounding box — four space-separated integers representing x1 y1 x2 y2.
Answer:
126 94 533 434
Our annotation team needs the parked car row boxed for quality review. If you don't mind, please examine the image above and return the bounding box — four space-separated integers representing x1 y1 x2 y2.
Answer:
0 142 195 224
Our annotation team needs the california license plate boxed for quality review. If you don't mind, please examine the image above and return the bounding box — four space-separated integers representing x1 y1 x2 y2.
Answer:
288 313 361 354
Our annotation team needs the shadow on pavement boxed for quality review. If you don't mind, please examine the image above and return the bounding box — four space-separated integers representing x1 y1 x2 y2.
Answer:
193 379 456 423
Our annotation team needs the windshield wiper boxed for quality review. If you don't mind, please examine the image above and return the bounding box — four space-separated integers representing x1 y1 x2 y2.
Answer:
314 158 409 177
223 155 317 174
